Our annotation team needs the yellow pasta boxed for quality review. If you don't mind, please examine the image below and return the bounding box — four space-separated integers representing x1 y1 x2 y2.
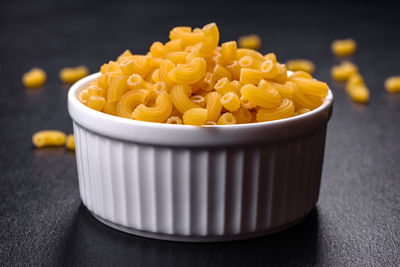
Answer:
116 89 150 118
65 134 75 150
346 85 369 104
217 112 237 125
220 41 237 64
240 68 264 85
384 76 400 94
240 80 281 108
346 73 364 92
32 130 66 148
213 64 232 81
23 68 47 88
170 84 200 114
290 77 329 98
60 66 89 84
238 34 261 50
158 59 176 88
331 39 357 57
331 61 358 82
214 77 236 95
166 116 183 124
220 92 241 112
286 59 315 74
199 23 219 57
205 92 223 122
132 91 172 122
165 51 188 64
225 61 241 80
80 22 329 125
232 107 252 123
256 98 295 122
169 26 204 46
107 75 129 102
87 96 106 111
168 57 206 84
270 81 295 99
190 95 206 107
260 60 279 80
183 108 208 125
288 71 313 80
292 85 322 110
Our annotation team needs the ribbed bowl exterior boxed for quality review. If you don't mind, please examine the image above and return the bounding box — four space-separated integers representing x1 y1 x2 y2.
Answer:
74 122 327 241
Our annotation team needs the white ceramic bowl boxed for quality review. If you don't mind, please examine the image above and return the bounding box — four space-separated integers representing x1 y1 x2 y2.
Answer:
68 73 333 242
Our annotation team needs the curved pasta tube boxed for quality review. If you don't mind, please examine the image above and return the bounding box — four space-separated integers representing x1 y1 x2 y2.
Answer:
212 64 232 81
65 134 75 150
120 56 153 77
116 89 150 118
132 91 172 122
214 77 235 95
170 84 200 114
239 56 261 69
260 60 279 79
217 112 236 125
103 102 117 116
236 48 264 61
32 130 66 148
205 92 222 121
292 85 322 109
220 41 237 64
240 96 256 109
190 95 206 107
164 39 183 52
159 59 176 88
256 98 295 122
240 68 264 85
183 108 208 125
168 57 206 84
199 23 219 57
78 89 89 104
232 107 252 123
270 81 296 100
291 77 329 98
166 116 183 124
220 92 240 112
165 51 189 64
22 68 46 88
288 71 313 80
286 59 315 74
87 96 106 111
169 26 204 46
225 61 241 81
274 63 288 84
264 53 277 63
107 75 129 103
150 42 167 58
240 80 281 108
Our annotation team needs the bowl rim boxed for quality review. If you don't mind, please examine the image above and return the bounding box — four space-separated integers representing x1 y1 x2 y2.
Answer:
68 72 334 146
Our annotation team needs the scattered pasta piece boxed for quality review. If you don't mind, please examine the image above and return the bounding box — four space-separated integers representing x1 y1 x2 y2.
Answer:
384 76 400 94
331 39 357 57
331 61 358 82
60 66 89 84
66 134 75 150
238 34 261 50
32 130 66 148
22 68 46 88
78 23 328 125
346 85 369 104
286 59 315 74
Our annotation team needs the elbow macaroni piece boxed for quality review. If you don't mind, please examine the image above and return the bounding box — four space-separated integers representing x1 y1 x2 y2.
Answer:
217 112 237 125
384 76 400 94
346 85 369 104
79 22 328 125
331 61 358 82
286 59 315 74
66 134 75 150
183 108 208 125
238 34 261 50
60 66 89 84
32 130 66 148
171 84 200 114
331 39 357 57
23 68 47 88
256 98 295 122
168 57 206 84
132 91 172 122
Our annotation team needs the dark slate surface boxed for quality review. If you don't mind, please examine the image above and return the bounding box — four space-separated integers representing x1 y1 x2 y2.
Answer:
0 1 399 266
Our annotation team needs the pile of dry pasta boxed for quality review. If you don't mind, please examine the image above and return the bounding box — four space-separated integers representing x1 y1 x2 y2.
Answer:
78 22 329 125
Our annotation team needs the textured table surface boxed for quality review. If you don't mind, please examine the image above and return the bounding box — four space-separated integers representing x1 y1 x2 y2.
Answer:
1 1 399 266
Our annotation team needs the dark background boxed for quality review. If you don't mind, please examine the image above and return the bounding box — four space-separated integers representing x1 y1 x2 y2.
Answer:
1 0 399 266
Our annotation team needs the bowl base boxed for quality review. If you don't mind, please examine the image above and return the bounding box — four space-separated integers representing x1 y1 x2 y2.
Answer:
91 211 309 243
